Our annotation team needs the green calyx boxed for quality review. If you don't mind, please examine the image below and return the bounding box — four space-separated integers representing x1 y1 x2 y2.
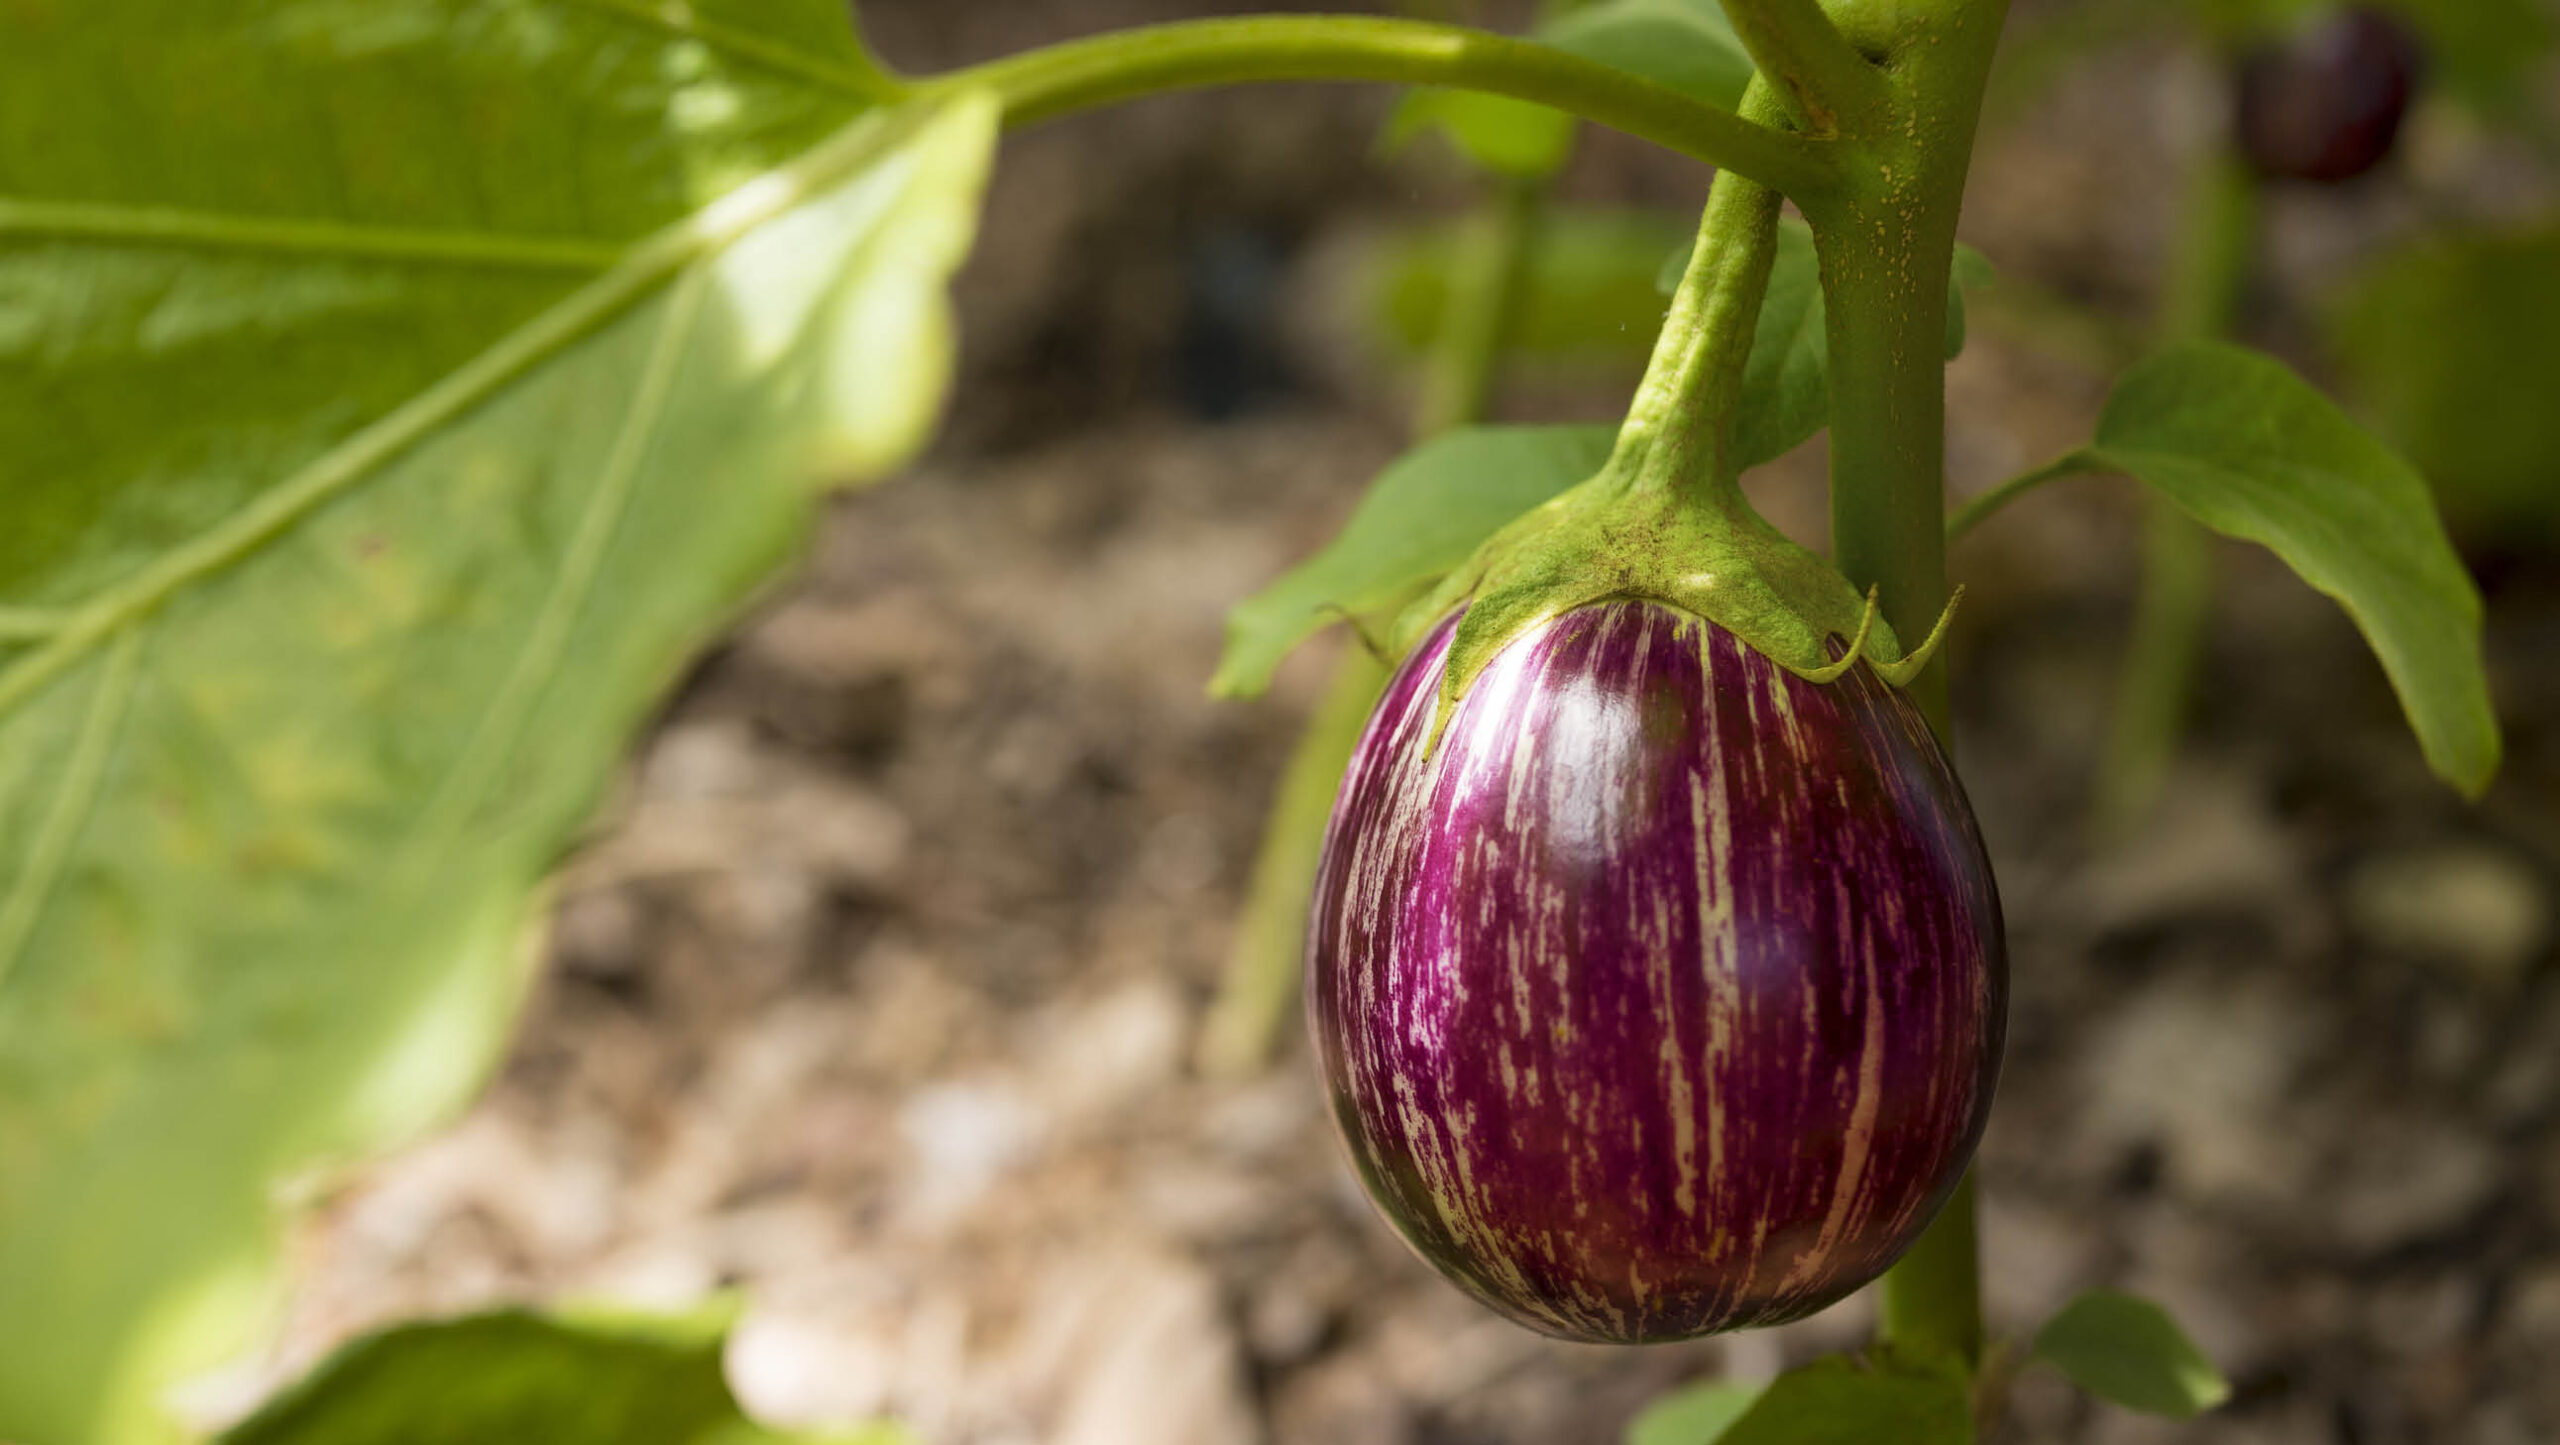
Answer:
1394 441 1958 738
1394 77 1957 741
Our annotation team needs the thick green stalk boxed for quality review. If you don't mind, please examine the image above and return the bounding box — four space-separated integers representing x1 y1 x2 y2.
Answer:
2091 155 2257 838
926 16 1839 199
1801 0 2011 1367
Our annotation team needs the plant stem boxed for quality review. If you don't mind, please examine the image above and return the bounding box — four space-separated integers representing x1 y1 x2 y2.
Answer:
1881 1170 1981 1361
1612 83 1790 505
1198 643 1393 1076
2092 502 2215 836
1943 449 2107 540
2091 154 2257 838
1203 133 1560 1077
1806 0 2010 1368
1416 177 1547 435
923 16 1839 198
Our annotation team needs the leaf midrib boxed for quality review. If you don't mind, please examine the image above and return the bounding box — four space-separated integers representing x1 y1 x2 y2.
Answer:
0 101 930 728
0 198 625 270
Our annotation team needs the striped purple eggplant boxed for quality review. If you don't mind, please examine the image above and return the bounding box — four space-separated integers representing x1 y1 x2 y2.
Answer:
1307 600 2004 1342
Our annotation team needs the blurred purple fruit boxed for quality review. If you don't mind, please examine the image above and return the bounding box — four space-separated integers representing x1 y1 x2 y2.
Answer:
2237 7 2425 184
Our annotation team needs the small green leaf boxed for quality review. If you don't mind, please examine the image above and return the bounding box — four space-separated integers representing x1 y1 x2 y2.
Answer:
1656 225 1995 468
1386 89 1580 178
1625 1380 1764 1445
2325 223 2560 539
1541 0 1755 111
2082 341 2500 796
1711 1355 1972 1445
1211 425 1616 697
2031 1288 2232 1420
217 1303 904 1445
1383 0 1751 178
1363 209 1693 361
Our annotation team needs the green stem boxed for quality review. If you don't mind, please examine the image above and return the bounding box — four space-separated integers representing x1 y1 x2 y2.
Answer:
1203 121 1564 1077
1943 449 2107 541
2092 155 2257 838
1611 81 1791 505
922 16 1839 198
1810 0 2011 1369
2093 502 2215 837
1416 177 1548 435
1882 1171 1981 1363
1718 0 1890 133
1198 644 1393 1077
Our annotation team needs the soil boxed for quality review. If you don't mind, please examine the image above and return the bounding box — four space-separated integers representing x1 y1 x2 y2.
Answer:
233 4 2560 1442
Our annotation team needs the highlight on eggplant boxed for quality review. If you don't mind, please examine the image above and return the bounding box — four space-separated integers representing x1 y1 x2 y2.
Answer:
1306 600 2006 1343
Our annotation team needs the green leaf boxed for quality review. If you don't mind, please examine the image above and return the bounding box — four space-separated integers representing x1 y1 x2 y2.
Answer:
1386 89 1580 178
0 9 995 1444
1211 424 1616 697
1362 209 1694 360
1625 1380 1764 1445
2081 341 2499 796
2325 222 2560 539
217 1303 905 1445
1382 0 1751 179
1711 1356 1972 1445
1541 0 1756 111
1656 224 1995 468
2030 1289 2232 1420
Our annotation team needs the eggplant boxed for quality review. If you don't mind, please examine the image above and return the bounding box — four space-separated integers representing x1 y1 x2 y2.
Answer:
2236 7 2423 185
1307 600 2005 1343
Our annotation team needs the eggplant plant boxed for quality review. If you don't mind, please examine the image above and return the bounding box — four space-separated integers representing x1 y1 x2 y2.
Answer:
0 2 2503 1443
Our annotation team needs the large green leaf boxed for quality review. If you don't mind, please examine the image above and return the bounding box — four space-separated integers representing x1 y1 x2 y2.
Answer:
1211 424 1616 698
0 8 996 1444
2030 1289 2231 1420
1657 222 1994 469
2325 222 2560 539
217 1303 904 1445
2077 341 2499 796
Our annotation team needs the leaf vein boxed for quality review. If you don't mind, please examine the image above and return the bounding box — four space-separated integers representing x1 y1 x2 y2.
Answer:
0 625 146 992
0 104 917 729
401 261 713 866
0 199 624 270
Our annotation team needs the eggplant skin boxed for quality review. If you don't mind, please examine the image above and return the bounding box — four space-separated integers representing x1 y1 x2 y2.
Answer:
1307 600 2005 1343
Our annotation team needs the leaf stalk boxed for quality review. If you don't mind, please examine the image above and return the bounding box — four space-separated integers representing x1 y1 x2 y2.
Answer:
923 16 1841 199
